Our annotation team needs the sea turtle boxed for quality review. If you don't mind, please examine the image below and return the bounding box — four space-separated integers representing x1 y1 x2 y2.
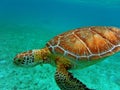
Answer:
14 26 120 90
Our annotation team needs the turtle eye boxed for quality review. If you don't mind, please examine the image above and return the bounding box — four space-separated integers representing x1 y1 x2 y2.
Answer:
18 59 21 62
14 57 22 65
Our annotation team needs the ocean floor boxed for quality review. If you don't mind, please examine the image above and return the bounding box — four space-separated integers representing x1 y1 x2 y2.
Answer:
0 24 120 90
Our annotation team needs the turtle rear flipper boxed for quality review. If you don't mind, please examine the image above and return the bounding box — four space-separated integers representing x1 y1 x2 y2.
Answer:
55 64 90 90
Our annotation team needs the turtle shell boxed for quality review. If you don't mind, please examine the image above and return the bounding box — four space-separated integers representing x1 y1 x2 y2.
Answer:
46 26 120 60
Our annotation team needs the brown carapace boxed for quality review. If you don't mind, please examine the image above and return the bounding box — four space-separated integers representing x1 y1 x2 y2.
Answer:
47 26 120 60
14 26 120 90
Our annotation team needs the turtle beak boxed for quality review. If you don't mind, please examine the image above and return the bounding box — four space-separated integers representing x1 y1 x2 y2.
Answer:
13 53 25 66
13 56 19 65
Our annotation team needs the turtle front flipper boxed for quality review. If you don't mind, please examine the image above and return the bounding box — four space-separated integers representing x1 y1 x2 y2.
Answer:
55 63 90 90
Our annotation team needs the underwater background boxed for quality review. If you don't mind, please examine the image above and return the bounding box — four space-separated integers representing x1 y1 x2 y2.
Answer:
0 0 120 90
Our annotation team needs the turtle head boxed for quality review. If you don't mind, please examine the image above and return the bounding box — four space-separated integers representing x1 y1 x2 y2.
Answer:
14 48 51 67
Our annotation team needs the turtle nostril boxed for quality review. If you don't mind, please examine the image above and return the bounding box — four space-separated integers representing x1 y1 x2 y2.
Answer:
14 57 16 61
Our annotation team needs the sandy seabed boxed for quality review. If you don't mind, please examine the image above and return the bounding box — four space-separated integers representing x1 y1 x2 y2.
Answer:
0 24 120 90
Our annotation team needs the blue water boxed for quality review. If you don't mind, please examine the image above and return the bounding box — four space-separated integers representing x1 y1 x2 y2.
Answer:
0 0 120 90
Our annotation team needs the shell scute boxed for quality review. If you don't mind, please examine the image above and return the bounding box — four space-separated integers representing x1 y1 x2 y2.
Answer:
46 26 120 60
91 26 120 45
